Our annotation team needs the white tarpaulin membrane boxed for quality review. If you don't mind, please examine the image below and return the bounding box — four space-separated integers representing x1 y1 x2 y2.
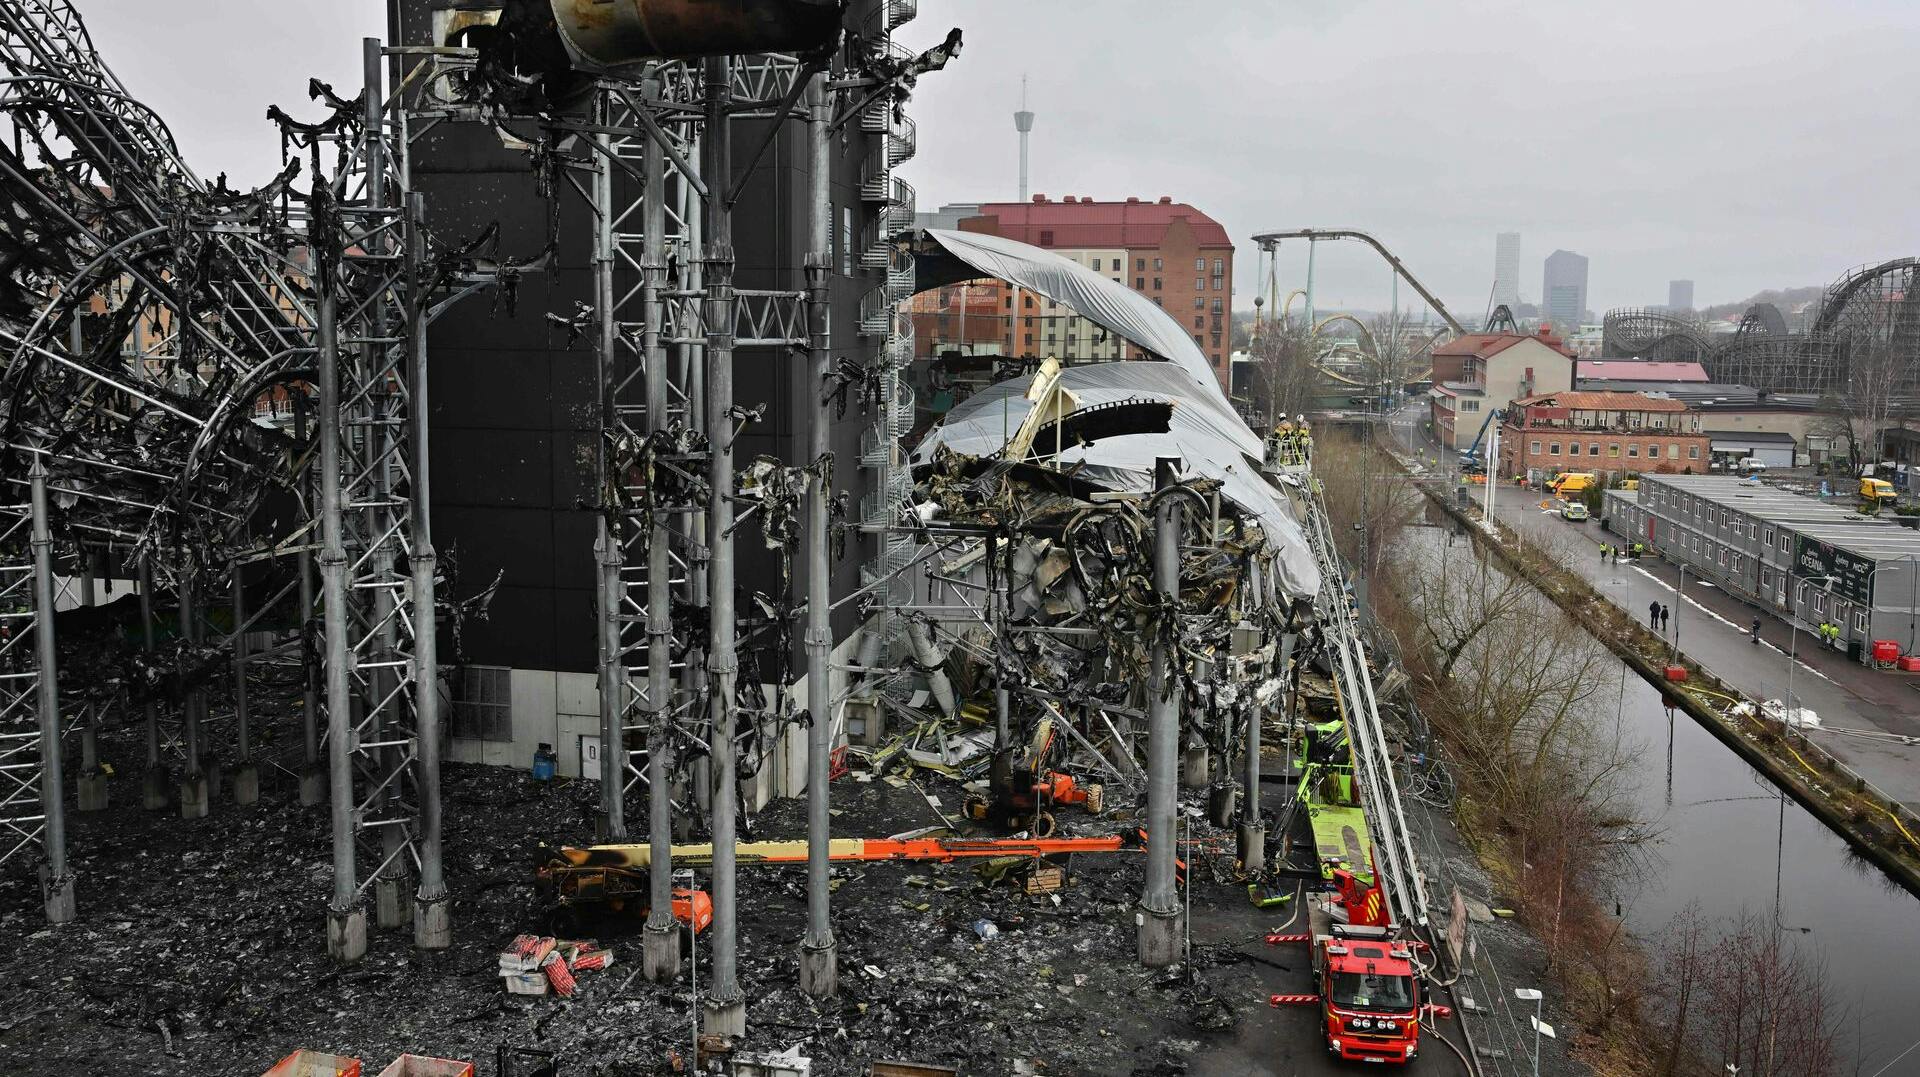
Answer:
925 229 1221 393
915 231 1321 601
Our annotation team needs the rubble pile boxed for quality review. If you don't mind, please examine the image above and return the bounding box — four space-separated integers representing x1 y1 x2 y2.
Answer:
0 716 1309 1076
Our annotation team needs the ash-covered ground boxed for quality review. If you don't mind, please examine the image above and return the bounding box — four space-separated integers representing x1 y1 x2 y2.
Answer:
0 703 1586 1077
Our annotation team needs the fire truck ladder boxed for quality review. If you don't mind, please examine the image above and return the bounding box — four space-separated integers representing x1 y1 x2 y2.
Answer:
1301 481 1431 930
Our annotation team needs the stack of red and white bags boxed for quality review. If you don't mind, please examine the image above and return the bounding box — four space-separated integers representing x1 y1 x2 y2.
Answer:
498 934 615 997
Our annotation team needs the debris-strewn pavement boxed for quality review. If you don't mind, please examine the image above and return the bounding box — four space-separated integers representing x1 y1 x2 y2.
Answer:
0 715 1583 1077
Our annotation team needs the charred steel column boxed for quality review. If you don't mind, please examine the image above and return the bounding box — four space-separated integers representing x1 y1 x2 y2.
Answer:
1138 457 1184 967
295 395 325 807
177 567 210 820
797 73 838 998
364 37 410 933
138 554 168 811
407 192 450 951
700 54 746 1039
230 561 259 807
74 551 105 812
1240 630 1290 874
592 90 628 842
29 457 74 923
318 226 367 963
639 79 682 984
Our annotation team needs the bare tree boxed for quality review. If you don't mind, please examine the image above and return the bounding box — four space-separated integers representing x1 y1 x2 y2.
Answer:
1244 318 1320 432
1314 427 1423 581
1823 331 1907 474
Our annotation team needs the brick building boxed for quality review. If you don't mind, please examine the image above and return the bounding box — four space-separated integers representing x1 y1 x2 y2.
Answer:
1495 390 1710 481
1427 328 1575 450
915 195 1235 389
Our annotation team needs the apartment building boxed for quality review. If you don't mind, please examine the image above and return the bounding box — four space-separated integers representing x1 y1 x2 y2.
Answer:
1427 328 1576 450
1603 475 1920 661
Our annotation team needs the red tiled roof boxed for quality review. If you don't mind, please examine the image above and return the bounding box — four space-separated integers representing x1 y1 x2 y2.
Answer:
1516 390 1689 412
967 197 1232 249
1432 330 1575 360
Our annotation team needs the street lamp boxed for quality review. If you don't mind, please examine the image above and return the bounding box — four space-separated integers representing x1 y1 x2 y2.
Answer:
1781 570 1837 725
1514 987 1551 1077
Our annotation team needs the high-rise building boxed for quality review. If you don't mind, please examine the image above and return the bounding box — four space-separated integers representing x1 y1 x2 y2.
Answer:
1668 279 1695 312
914 195 1236 388
1543 250 1589 332
1493 232 1521 312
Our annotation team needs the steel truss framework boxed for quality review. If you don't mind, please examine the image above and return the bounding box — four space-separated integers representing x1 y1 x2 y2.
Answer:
0 0 513 953
4 1 966 1047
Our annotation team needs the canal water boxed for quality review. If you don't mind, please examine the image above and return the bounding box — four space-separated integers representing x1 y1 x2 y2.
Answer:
1401 516 1920 1071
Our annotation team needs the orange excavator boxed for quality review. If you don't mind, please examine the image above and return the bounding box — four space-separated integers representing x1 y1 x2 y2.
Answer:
963 717 1103 836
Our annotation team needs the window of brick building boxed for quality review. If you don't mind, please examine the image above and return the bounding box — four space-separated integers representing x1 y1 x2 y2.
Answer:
1588 442 1600 455
1213 258 1225 274
1609 444 1621 458
1136 277 1145 289
1136 257 1145 271
1195 258 1205 271
1550 442 1561 455
1212 298 1223 313
1647 443 1658 457
1628 445 1639 458
1212 276 1223 291
1154 257 1163 271
1194 277 1204 290
1153 278 1162 290
1530 441 1542 454
1194 316 1203 328
1689 445 1700 459
1194 297 1205 309
1668 444 1680 459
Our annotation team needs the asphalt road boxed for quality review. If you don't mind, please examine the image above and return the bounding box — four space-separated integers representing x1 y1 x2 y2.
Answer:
1383 403 1920 814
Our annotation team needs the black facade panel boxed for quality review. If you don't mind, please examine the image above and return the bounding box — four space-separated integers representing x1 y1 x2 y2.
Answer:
398 0 884 674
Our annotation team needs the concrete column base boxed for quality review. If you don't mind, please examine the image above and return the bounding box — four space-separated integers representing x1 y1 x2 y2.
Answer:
1206 784 1235 827
297 764 326 807
413 891 452 949
328 904 367 963
375 875 413 930
41 868 76 924
231 763 259 807
1137 906 1184 967
642 920 682 983
701 995 747 1039
1237 822 1266 874
1180 745 1210 789
179 772 211 820
141 767 170 811
77 771 109 813
797 937 838 997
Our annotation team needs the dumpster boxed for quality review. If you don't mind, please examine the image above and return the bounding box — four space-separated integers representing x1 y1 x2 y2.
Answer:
265 1051 362 1077
375 1056 474 1077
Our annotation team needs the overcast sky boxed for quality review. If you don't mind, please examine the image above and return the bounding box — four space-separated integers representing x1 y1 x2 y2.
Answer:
74 0 1920 318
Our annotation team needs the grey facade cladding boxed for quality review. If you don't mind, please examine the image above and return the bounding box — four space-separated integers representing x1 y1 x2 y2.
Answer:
1605 476 1920 659
390 0 879 675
